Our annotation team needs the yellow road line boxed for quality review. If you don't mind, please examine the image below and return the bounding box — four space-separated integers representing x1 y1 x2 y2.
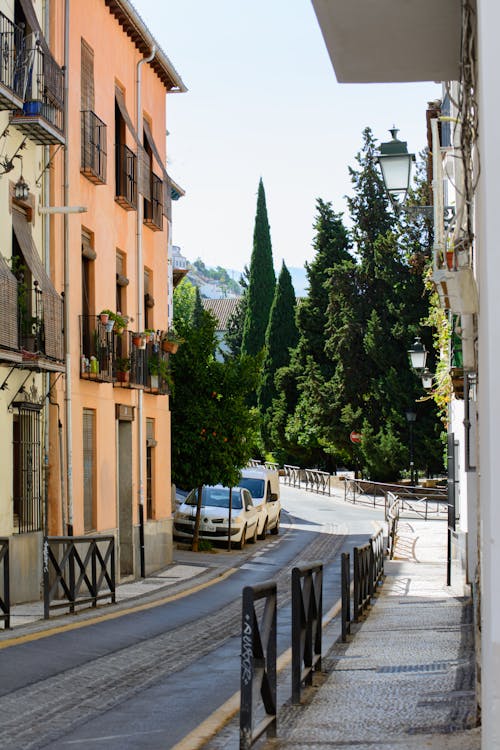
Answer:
0 567 237 650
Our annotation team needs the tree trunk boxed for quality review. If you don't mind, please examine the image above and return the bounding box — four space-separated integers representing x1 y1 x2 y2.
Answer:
192 485 203 552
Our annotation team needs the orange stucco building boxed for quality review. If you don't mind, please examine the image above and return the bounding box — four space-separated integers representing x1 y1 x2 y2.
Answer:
46 0 186 579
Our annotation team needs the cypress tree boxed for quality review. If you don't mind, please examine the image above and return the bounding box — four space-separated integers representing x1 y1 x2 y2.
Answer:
241 179 276 357
224 266 250 358
258 262 298 448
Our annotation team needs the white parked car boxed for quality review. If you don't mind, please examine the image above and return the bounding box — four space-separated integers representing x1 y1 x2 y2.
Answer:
173 485 259 549
238 467 281 538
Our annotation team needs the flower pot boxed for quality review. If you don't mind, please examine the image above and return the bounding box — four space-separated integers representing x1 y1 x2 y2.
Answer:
105 320 114 333
116 370 128 383
162 340 178 354
100 313 109 324
132 335 142 348
23 100 43 116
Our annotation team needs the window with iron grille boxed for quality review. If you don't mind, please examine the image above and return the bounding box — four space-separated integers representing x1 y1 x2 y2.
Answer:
83 408 96 532
12 402 42 533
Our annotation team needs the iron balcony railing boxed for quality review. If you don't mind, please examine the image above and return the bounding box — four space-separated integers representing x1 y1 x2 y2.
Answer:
117 332 171 394
0 10 24 109
79 320 170 394
81 110 107 185
80 315 115 382
115 144 137 210
144 172 163 231
10 45 64 144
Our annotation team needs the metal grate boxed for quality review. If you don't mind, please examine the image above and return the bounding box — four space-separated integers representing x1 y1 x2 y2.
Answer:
13 403 42 533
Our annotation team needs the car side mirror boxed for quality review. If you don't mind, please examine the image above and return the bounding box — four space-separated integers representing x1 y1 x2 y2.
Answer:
269 492 278 502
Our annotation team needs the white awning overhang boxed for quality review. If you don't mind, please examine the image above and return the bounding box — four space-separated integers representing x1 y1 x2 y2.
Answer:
311 0 461 83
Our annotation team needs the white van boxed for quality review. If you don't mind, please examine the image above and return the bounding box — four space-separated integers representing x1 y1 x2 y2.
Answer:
238 467 281 538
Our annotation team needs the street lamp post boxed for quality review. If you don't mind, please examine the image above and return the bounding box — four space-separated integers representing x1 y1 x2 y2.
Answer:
405 410 417 486
376 127 415 206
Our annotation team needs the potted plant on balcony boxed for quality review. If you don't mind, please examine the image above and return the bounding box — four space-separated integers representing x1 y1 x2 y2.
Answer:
132 331 147 349
161 329 184 354
148 356 173 392
115 356 130 383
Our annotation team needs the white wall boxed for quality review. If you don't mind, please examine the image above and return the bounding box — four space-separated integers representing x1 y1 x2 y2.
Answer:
477 1 500 745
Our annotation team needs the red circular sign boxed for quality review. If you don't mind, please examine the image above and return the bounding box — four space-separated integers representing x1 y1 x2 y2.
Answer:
350 431 362 444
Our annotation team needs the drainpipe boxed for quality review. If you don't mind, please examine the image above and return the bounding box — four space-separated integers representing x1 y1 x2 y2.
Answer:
43 0 50 537
136 45 156 577
63 0 73 535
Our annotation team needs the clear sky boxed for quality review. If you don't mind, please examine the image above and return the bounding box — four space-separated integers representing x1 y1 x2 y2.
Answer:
134 0 441 275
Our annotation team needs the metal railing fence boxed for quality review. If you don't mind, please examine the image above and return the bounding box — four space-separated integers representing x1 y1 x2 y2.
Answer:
353 542 371 622
291 561 323 704
0 538 10 629
283 464 301 488
43 536 115 619
240 581 277 750
386 492 400 560
303 468 331 496
341 551 350 642
344 478 447 519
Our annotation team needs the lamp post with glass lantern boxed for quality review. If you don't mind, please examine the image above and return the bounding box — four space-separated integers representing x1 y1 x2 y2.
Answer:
405 410 417 486
376 127 415 206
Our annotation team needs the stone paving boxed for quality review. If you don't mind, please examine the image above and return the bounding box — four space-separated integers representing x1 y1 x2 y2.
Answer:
257 518 481 750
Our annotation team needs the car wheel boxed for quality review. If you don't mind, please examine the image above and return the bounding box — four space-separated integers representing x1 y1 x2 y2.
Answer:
249 524 258 544
270 513 280 535
258 519 268 540
234 525 246 550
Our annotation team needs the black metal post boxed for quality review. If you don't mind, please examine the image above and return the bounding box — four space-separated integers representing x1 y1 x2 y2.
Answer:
341 552 350 642
139 502 145 578
409 420 414 485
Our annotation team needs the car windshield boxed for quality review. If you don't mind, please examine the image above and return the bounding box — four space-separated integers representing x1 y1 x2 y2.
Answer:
185 487 243 510
238 477 265 499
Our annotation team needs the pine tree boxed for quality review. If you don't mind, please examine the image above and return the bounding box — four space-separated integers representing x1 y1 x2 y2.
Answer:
270 200 351 467
258 261 298 448
241 179 276 357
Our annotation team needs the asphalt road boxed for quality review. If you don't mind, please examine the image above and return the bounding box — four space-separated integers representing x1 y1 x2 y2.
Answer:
0 485 384 749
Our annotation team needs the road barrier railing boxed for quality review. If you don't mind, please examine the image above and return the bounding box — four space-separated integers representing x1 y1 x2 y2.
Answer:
303 469 331 496
344 478 447 519
43 535 116 619
353 542 371 622
370 528 385 593
240 581 277 750
341 552 351 642
0 538 10 629
291 561 323 704
341 528 386 636
264 461 279 471
386 492 400 560
283 464 301 489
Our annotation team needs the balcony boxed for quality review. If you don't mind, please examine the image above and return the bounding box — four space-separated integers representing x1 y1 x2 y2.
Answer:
81 110 107 185
0 11 24 111
114 333 171 395
144 172 163 231
115 144 137 210
10 45 64 145
79 321 170 394
80 315 115 383
0 271 64 371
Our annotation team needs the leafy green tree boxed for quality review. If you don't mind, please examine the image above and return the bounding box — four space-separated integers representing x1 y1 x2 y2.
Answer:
173 278 197 330
258 261 298 448
241 179 276 357
170 308 260 550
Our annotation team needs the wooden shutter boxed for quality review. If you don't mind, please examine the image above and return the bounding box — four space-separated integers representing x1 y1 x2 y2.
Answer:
0 255 19 350
83 409 96 532
81 39 95 112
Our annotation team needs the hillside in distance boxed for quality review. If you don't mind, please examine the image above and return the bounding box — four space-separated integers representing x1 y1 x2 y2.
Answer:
185 257 308 299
